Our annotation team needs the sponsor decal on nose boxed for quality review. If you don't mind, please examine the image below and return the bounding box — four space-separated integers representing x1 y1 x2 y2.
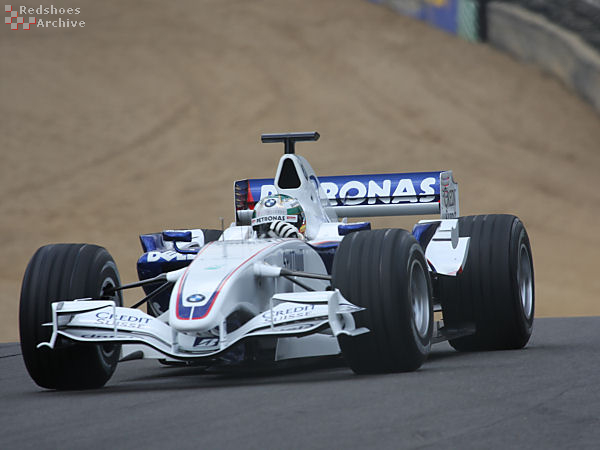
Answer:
186 294 209 306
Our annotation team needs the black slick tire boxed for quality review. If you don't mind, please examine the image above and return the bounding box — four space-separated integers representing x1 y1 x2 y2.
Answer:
19 244 122 390
332 229 433 374
439 215 534 351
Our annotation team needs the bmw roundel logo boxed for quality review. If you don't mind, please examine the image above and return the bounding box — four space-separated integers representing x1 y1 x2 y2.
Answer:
186 294 206 303
264 198 277 207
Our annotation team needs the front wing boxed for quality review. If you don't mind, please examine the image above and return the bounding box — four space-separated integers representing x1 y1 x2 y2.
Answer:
38 290 367 361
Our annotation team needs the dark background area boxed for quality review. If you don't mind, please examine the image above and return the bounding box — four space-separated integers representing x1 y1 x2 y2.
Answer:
496 0 600 50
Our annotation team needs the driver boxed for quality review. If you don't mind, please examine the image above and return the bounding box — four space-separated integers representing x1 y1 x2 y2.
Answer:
251 194 306 239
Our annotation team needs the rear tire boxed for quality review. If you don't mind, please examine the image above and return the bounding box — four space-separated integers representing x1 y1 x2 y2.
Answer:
19 244 122 390
332 229 433 374
439 215 534 351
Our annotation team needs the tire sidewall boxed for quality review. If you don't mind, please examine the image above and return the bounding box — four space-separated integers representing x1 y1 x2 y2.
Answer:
510 221 535 337
94 258 122 369
405 243 433 356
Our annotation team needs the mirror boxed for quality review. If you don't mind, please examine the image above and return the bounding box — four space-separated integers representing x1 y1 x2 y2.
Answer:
162 230 192 242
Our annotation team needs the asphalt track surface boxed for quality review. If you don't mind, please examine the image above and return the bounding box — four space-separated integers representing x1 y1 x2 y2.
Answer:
1 317 598 449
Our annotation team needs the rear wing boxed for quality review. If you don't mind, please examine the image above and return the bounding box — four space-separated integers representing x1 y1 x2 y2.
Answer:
235 171 459 221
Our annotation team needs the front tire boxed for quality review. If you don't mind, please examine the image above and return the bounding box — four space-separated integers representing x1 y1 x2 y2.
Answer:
19 244 122 390
332 229 433 374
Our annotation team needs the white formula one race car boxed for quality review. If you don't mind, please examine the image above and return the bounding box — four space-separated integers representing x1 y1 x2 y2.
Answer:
19 132 534 390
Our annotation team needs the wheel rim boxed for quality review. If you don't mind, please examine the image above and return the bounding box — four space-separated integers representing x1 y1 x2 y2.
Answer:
99 276 119 358
410 259 430 339
517 243 534 320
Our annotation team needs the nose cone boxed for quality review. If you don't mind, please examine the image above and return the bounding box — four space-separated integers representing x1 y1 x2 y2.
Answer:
168 239 280 332
169 260 231 331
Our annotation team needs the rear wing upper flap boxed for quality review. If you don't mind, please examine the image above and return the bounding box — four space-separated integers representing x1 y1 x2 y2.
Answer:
235 171 459 221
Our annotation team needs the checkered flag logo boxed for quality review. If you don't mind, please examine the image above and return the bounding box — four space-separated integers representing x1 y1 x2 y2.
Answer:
5 5 36 30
